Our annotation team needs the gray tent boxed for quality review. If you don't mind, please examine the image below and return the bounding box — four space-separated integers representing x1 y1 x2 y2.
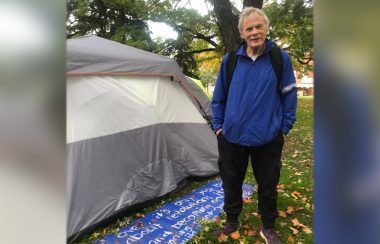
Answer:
67 36 218 241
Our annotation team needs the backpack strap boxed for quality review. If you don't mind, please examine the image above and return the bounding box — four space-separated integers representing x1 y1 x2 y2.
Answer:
226 50 238 99
269 45 283 93
225 45 283 97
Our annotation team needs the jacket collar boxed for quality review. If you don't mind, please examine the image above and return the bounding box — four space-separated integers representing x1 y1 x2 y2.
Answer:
236 38 275 57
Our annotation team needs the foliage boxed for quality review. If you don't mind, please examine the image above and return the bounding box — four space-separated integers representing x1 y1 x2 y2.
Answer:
67 0 313 76
264 0 313 73
75 97 313 244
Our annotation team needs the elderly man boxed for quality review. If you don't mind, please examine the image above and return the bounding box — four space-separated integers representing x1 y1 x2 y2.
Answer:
211 7 297 244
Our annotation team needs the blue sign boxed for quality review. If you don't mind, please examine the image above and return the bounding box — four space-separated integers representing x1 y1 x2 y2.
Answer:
95 178 254 244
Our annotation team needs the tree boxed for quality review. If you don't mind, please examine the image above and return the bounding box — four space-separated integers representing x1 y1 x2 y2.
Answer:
213 0 263 52
67 0 158 51
67 0 313 75
213 0 313 70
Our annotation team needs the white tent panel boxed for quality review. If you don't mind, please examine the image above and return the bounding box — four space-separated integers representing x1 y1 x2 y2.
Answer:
67 75 206 143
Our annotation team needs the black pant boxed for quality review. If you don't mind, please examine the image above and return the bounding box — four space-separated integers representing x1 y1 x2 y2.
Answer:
217 132 284 229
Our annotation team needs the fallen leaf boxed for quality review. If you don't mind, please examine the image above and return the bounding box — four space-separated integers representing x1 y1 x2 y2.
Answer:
291 191 302 199
287 206 295 214
291 218 300 226
230 231 240 240
243 197 253 203
278 210 287 218
217 233 228 242
135 221 143 228
292 191 302 197
246 229 257 236
252 212 260 218
241 224 250 229
292 218 307 228
305 203 311 210
289 226 299 234
303 227 313 234
277 184 285 189
296 207 304 211
214 217 221 224
288 235 295 243
279 222 287 227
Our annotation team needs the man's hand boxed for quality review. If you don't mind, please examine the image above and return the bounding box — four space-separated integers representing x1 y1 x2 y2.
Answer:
215 128 222 136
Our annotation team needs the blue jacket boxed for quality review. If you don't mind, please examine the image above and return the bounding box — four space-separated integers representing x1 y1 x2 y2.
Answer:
211 39 297 146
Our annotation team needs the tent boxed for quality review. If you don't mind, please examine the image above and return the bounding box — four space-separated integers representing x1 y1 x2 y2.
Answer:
66 36 219 242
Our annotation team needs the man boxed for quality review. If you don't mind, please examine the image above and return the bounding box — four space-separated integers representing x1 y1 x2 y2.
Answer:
211 7 297 244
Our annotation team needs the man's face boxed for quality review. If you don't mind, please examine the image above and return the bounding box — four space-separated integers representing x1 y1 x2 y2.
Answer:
240 14 268 51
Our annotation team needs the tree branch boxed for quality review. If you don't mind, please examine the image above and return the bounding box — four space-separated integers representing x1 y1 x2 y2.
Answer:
183 48 216 54
297 57 313 65
174 24 219 47
193 33 218 47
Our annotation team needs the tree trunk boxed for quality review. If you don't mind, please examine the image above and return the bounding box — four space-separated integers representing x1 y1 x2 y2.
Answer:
243 0 263 9
213 0 264 52
213 0 241 52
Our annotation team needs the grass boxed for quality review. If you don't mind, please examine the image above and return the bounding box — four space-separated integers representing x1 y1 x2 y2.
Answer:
76 96 313 244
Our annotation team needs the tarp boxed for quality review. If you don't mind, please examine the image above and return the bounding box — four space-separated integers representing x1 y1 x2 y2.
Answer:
67 36 219 242
94 179 254 244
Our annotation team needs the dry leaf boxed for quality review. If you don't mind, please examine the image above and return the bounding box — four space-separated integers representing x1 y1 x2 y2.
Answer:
287 206 295 214
292 218 307 228
214 217 221 224
278 210 287 218
230 231 240 240
291 218 300 226
292 191 302 197
288 235 295 243
217 233 228 242
303 227 313 234
135 221 143 228
277 184 285 189
279 222 287 227
289 226 299 234
241 224 250 229
247 229 257 236
305 203 312 210
243 197 253 203
252 212 260 218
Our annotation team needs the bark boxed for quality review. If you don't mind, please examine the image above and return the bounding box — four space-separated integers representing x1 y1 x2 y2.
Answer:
213 0 241 52
213 0 264 52
243 0 263 9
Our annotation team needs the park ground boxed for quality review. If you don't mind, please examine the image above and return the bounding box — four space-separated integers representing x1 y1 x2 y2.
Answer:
80 96 313 244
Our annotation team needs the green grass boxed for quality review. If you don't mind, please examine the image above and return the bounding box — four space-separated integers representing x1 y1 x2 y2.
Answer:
76 97 313 244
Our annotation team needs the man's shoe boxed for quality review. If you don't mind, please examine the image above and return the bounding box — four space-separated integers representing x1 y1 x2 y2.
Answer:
260 228 282 244
212 221 238 237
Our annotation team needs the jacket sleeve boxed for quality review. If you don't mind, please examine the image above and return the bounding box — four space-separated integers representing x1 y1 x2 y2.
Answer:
211 53 229 132
280 51 298 135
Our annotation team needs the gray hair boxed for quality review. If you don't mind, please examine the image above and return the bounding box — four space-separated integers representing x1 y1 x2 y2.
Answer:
238 7 270 33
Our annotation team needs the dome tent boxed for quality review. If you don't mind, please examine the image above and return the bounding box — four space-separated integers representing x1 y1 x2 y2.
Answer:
67 36 218 242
